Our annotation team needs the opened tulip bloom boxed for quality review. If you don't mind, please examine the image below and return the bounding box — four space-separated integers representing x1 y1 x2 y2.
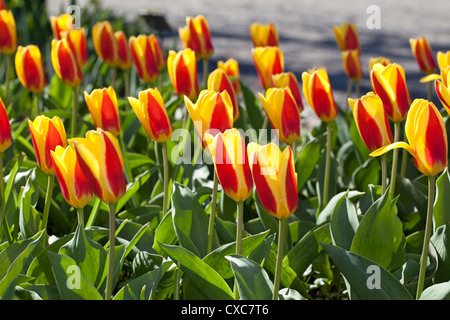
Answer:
168 48 199 101
259 87 301 145
179 15 214 60
272 72 304 112
50 13 74 40
129 35 160 84
252 46 284 91
92 21 119 68
249 22 279 47
207 68 239 122
84 87 121 137
15 45 46 94
333 21 360 53
218 58 241 94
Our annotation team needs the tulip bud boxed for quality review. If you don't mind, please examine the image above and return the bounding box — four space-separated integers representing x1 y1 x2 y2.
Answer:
252 46 284 91
149 34 166 71
129 35 160 83
217 58 241 94
333 21 360 53
410 37 437 75
63 28 89 69
272 72 304 112
342 49 363 81
0 10 17 55
0 98 12 152
51 38 83 87
0 0 6 10
92 21 119 67
15 45 46 93
247 143 298 219
128 88 173 143
258 87 301 144
179 15 214 60
84 87 121 137
435 67 450 114
28 116 67 175
114 31 132 70
167 48 199 101
249 22 278 47
207 68 239 122
50 13 74 40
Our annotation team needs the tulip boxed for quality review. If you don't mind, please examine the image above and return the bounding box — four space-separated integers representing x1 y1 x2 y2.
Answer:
369 56 391 74
410 37 437 75
342 49 363 82
178 15 214 60
333 21 360 53
15 45 46 94
0 0 5 10
64 28 89 69
114 31 132 70
435 67 450 114
167 48 199 101
129 35 160 84
70 128 126 299
249 22 278 47
272 71 304 112
437 51 450 70
247 142 297 299
51 38 83 88
0 9 17 55
258 87 301 145
84 87 121 137
50 13 74 40
51 145 94 211
207 68 239 122
0 98 11 153
370 99 447 299
149 34 166 71
217 58 241 94
251 46 284 91
92 21 119 68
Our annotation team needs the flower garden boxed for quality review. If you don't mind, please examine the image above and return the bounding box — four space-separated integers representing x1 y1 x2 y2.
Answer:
0 0 450 301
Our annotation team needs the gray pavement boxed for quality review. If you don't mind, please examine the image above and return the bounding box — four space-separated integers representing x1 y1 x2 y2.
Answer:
46 0 450 129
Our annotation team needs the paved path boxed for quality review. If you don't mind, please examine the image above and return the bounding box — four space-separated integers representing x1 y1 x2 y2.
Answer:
47 0 450 128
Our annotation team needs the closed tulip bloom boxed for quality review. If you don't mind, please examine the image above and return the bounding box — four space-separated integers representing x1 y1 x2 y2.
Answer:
348 92 393 152
64 29 89 69
272 72 304 112
369 56 391 74
92 21 119 67
51 38 83 87
129 35 159 83
370 63 412 122
179 15 214 60
184 90 234 148
128 88 173 143
205 128 253 202
247 143 297 219
0 0 6 10
333 21 360 53
28 116 67 175
437 51 450 70
259 87 301 144
0 98 12 152
342 49 363 81
434 67 450 113
410 37 437 75
249 22 278 47
50 13 73 40
302 68 338 122
84 87 121 137
218 58 241 94
207 68 239 122
370 99 447 177
149 34 166 71
15 45 46 93
114 31 132 70
51 145 94 208
252 46 284 91
167 49 199 100
0 10 17 55
69 128 126 204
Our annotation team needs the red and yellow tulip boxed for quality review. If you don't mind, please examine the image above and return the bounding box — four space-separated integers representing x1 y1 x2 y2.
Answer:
333 21 360 53
348 92 393 152
184 90 234 148
149 34 166 71
0 9 17 55
51 38 83 87
51 145 94 208
50 13 73 40
258 87 301 144
0 98 12 152
84 87 121 137
370 63 412 122
69 128 126 204
92 21 119 67
28 115 67 175
0 0 6 10
114 31 132 70
64 28 89 69
302 68 338 122
207 68 239 122
342 49 363 81
247 143 298 219
437 51 450 70
15 45 46 93
128 88 173 143
249 22 278 47
179 15 214 60
369 56 391 74
272 72 304 112
217 58 241 94
252 46 284 91
129 35 160 83
410 37 437 75
205 128 253 202
167 48 199 100
370 99 447 177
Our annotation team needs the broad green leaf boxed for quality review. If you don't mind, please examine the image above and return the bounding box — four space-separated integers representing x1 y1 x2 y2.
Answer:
240 80 263 131
116 169 154 212
419 281 450 300
19 173 41 239
152 209 177 255
295 133 325 191
431 223 450 283
321 243 413 300
160 244 234 300
433 169 450 230
352 157 380 192
330 194 359 250
226 254 273 300
316 190 363 224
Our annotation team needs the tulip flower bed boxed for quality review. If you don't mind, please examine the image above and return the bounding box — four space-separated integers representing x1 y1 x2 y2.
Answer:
1 1 450 302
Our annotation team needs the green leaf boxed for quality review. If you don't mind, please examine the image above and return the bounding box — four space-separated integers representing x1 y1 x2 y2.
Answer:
48 75 73 109
433 169 450 230
160 244 234 300
240 80 263 131
116 169 154 212
330 193 359 250
152 209 177 255
295 133 325 191
419 281 450 300
19 172 41 239
321 243 413 300
431 223 450 283
352 157 381 192
226 254 273 300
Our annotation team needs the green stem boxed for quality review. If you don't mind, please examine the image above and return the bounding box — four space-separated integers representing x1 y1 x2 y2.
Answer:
119 131 134 184
106 202 117 300
427 81 432 102
234 201 244 299
162 142 169 221
72 86 79 138
86 198 101 227
400 124 408 177
346 78 352 102
416 175 435 299
41 174 55 232
273 217 287 300
322 122 332 209
112 67 117 88
0 153 4 206
77 207 84 227
381 154 387 194
203 58 209 89
5 54 11 104
35 93 41 118
174 260 181 300
124 68 130 98
207 171 219 254
390 122 401 200
355 80 360 98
